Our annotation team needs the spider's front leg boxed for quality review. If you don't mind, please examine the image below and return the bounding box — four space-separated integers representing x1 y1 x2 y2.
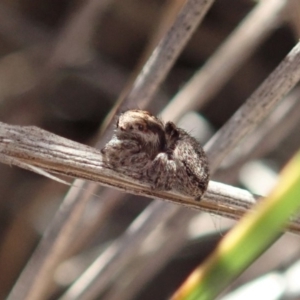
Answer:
145 152 176 191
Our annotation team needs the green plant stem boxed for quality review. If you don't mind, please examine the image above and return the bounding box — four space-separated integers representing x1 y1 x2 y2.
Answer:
172 151 300 300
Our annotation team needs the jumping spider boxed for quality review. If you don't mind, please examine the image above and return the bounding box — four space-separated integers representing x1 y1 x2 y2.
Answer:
101 110 209 200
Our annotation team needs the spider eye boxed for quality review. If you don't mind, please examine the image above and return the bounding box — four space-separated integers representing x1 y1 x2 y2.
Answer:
129 125 133 130
138 124 144 131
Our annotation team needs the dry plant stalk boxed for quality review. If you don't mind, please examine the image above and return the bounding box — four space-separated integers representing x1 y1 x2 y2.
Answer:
0 121 254 217
161 0 287 121
0 121 300 233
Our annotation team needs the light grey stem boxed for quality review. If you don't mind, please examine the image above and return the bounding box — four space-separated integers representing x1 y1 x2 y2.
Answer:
122 0 215 109
0 122 259 217
205 40 300 172
161 0 287 122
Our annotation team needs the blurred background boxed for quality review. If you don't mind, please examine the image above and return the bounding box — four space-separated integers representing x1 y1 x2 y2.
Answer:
1 0 300 299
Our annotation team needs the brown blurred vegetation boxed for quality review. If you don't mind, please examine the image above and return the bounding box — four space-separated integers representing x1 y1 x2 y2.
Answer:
0 0 300 299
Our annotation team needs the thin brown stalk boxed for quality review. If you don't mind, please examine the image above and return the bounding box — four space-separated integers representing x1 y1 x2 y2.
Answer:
0 122 258 218
205 40 300 172
118 0 215 110
218 88 300 178
161 0 287 122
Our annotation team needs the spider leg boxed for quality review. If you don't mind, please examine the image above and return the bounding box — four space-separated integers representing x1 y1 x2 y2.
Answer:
146 153 176 191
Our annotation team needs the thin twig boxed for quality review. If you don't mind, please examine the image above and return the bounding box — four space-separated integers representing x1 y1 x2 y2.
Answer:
120 0 215 110
218 88 300 177
58 200 180 300
161 0 287 122
102 210 198 300
0 119 287 223
0 122 258 217
60 204 192 300
205 40 300 172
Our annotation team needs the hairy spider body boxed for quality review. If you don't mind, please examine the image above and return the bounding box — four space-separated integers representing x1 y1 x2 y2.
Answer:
101 110 209 200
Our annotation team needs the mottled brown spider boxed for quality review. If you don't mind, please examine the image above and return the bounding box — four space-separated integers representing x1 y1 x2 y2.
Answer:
101 110 209 200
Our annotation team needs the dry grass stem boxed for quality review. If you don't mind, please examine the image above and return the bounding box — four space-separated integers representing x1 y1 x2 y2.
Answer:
205 40 300 172
220 88 300 172
161 0 287 122
0 122 257 217
0 121 299 231
120 0 215 109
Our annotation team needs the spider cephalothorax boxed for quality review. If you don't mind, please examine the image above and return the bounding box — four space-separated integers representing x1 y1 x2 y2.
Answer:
116 110 166 157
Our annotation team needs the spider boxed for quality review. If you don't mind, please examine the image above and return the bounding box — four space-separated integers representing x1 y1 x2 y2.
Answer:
101 110 209 200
